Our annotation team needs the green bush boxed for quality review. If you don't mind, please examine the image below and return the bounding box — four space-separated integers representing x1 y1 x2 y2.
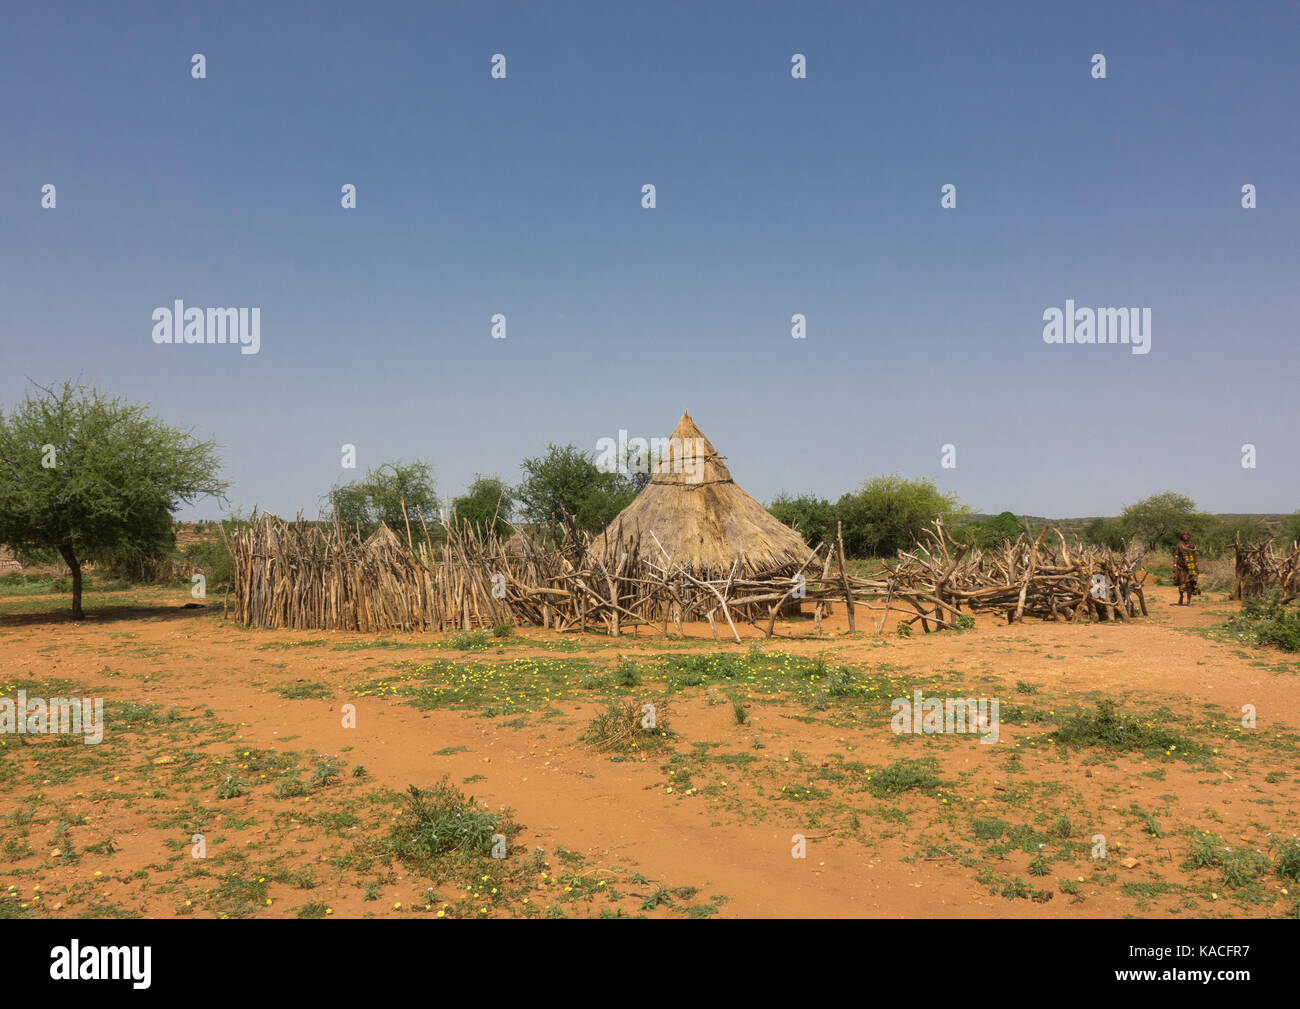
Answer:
182 534 234 586
1227 597 1300 652
835 475 966 558
515 444 638 534
1081 517 1125 550
768 493 836 548
954 511 1023 549
327 461 437 538
867 758 942 798
451 476 515 538
1053 699 1200 756
388 779 506 866
1118 492 1196 550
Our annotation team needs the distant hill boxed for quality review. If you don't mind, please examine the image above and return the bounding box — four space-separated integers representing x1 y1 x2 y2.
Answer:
964 514 1293 537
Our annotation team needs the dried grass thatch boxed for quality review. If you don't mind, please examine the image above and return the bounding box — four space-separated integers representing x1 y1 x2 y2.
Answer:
592 411 813 577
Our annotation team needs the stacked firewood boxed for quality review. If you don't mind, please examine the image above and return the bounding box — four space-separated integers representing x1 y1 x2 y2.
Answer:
1233 534 1300 604
868 519 1150 630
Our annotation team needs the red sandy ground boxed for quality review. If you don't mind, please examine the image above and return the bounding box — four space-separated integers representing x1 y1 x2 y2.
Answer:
1 583 1297 919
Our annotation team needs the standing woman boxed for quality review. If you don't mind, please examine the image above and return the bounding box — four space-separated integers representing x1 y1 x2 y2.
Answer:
1174 530 1199 605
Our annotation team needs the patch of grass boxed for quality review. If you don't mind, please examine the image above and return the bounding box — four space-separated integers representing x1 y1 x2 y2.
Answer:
447 630 490 651
387 778 511 869
310 756 341 788
271 777 306 800
1052 699 1203 759
1000 877 1030 900
274 681 331 700
1183 833 1269 889
1224 597 1300 652
971 817 1008 840
582 699 673 755
867 758 942 799
216 776 245 800
1272 837 1300 882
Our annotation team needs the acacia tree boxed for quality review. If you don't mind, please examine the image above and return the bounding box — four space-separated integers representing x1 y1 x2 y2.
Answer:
0 381 228 619
451 475 514 537
835 475 967 557
1119 492 1197 549
326 461 437 536
515 444 638 534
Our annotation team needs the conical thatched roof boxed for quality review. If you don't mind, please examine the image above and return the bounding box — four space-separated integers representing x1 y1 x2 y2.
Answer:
593 411 812 575
364 523 405 553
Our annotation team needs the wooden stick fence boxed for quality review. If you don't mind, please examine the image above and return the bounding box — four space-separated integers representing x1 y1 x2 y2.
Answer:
225 512 1151 639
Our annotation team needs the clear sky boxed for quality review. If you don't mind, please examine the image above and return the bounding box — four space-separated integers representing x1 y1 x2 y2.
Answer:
2 0 1297 520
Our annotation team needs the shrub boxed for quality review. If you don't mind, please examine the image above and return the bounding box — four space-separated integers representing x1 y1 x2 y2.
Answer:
271 777 306 800
216 776 244 800
1227 597 1300 652
447 630 489 650
387 778 508 867
954 511 1023 550
1053 699 1200 757
583 698 672 754
326 461 437 538
182 534 234 587
768 493 836 548
835 475 967 558
310 757 341 788
1118 492 1198 550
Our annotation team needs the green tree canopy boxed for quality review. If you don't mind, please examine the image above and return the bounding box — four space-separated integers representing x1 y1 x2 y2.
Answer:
515 443 638 534
0 380 227 618
768 493 837 548
450 475 514 538
835 475 967 558
1119 492 1197 549
1283 510 1300 548
1082 517 1126 551
326 461 437 537
954 510 1024 549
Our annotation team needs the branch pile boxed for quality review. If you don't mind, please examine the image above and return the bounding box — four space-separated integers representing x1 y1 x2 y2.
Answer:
1233 534 1300 604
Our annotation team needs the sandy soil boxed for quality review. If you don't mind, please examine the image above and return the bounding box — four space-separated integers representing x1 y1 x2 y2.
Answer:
1 582 1297 919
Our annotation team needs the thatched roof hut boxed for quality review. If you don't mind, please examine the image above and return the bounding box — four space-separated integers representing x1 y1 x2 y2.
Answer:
593 411 812 576
364 523 406 554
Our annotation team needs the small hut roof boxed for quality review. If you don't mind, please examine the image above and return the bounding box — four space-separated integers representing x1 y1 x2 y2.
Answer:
593 411 812 575
364 523 405 553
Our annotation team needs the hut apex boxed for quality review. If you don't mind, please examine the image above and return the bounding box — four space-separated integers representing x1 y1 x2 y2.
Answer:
594 411 812 577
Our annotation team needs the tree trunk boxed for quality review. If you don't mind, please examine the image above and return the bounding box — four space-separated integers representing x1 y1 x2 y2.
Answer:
58 545 84 620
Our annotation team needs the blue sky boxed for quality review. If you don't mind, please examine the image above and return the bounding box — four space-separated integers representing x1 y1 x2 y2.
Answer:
2 0 1297 520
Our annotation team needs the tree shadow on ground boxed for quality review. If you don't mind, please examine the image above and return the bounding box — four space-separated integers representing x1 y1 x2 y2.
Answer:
0 602 215 630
